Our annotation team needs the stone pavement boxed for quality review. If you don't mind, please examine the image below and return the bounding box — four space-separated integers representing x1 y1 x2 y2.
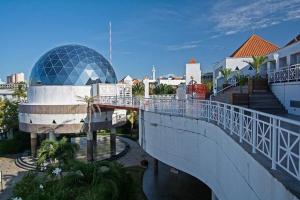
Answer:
117 137 150 167
0 155 27 200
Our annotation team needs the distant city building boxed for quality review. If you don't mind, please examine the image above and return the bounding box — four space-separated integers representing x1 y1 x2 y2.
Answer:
7 72 25 84
186 59 201 85
119 75 133 85
214 34 279 90
158 74 185 86
0 83 27 100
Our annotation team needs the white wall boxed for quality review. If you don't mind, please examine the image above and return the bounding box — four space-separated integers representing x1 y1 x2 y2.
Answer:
267 41 300 68
28 86 91 105
186 63 201 84
270 81 300 115
140 111 298 200
159 79 186 86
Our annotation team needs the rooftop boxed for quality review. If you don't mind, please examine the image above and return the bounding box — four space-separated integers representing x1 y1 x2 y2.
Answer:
230 34 279 58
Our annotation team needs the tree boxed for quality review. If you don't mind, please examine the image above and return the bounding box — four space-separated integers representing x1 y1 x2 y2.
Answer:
77 96 97 162
153 84 175 95
132 83 144 96
37 137 79 167
220 68 232 84
1 100 19 132
127 111 138 136
13 83 27 102
244 55 267 78
235 71 248 93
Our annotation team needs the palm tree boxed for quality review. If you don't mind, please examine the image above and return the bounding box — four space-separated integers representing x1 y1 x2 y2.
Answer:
153 84 175 95
13 83 27 102
132 83 144 96
77 95 97 162
127 110 138 136
37 137 79 167
220 68 232 84
244 55 267 78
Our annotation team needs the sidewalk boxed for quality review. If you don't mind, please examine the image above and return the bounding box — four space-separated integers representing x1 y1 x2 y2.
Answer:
0 155 27 200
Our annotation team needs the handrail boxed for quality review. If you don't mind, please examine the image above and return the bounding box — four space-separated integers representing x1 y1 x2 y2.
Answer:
95 96 300 181
209 81 237 101
268 63 300 83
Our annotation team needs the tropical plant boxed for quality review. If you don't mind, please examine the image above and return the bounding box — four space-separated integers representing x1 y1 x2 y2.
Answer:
203 81 213 92
220 68 232 84
37 137 79 167
13 161 138 200
235 72 248 93
244 55 267 78
153 84 175 95
132 83 144 96
0 99 18 132
13 83 27 102
127 111 138 136
77 95 97 161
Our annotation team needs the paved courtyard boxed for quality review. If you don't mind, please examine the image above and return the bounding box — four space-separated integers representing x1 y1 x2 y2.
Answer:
0 155 27 200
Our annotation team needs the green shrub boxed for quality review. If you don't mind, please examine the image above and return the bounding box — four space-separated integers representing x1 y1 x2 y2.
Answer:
12 161 138 200
0 131 29 155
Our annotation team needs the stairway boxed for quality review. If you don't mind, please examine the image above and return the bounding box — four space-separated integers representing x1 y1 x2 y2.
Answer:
15 151 37 171
212 86 287 115
212 86 248 104
249 91 287 114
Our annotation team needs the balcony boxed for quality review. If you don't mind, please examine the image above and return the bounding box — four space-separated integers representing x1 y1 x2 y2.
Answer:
268 64 300 83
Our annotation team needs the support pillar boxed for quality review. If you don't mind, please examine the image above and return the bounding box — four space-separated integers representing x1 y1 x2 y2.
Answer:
143 79 150 98
110 128 116 156
30 133 37 157
154 158 158 175
48 132 56 141
87 132 93 162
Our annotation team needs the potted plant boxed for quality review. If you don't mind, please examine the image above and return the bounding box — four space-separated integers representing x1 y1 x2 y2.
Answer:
244 55 268 94
220 68 232 89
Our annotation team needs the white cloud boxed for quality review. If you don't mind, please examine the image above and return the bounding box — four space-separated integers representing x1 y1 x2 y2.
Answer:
211 0 300 35
166 40 202 51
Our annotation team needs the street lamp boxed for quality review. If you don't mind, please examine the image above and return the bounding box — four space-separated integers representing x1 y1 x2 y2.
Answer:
190 76 194 99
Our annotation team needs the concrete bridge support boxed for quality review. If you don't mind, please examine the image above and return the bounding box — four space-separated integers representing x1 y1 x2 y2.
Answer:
110 127 116 156
30 132 37 157
140 111 299 200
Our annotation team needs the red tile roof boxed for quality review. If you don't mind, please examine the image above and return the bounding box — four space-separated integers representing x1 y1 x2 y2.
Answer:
230 34 279 58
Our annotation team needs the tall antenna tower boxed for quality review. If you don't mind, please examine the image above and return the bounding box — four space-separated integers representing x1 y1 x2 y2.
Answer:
109 21 112 65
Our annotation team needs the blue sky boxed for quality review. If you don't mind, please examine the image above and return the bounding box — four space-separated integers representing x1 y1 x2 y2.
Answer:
1 0 300 81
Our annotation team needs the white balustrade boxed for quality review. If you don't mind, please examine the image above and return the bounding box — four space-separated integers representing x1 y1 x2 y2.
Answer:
268 64 300 83
95 96 300 181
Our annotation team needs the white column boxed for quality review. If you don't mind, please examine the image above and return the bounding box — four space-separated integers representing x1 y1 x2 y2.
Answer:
287 55 291 66
267 62 271 74
144 79 150 98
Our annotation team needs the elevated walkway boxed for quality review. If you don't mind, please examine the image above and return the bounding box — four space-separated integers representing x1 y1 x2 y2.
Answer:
95 96 300 199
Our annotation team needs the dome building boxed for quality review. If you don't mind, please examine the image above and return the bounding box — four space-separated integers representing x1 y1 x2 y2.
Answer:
18 45 127 157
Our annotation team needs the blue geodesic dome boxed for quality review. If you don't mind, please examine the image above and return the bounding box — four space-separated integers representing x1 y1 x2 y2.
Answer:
29 44 117 86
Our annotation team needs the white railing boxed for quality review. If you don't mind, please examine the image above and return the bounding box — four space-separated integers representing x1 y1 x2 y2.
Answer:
268 64 300 83
210 81 237 101
95 96 300 181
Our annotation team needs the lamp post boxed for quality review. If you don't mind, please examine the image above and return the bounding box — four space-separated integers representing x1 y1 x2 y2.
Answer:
190 76 194 99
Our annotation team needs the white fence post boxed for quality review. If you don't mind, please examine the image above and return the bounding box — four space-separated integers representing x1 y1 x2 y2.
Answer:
208 101 211 122
252 112 257 153
239 109 243 143
230 106 234 135
223 105 226 130
271 118 278 170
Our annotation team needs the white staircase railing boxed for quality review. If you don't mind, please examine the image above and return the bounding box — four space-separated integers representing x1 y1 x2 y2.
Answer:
96 96 300 181
268 64 300 83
